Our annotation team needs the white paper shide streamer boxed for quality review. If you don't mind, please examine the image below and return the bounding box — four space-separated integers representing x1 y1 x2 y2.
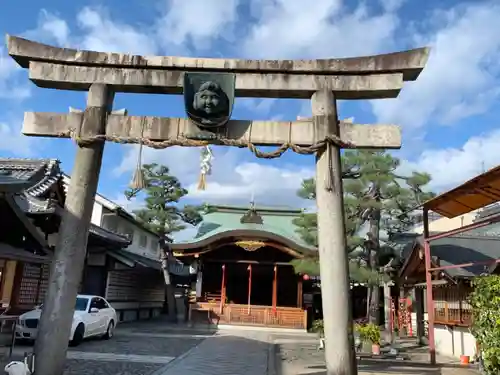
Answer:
197 145 213 190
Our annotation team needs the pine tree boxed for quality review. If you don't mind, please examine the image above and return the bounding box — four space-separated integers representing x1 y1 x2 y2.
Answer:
292 150 435 323
125 163 203 239
124 163 204 321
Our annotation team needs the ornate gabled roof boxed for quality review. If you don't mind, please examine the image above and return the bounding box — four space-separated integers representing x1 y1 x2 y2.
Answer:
0 158 63 214
0 158 61 193
171 204 315 255
0 158 131 248
240 206 263 224
0 172 31 193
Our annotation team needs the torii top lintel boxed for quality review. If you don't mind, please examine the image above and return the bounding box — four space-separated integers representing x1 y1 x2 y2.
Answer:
7 35 429 80
6 35 430 100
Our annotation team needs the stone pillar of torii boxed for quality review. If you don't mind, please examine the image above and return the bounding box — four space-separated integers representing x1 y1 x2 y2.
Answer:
6 34 429 375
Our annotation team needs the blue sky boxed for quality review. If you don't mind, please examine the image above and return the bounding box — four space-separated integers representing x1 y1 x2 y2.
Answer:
1 0 500 216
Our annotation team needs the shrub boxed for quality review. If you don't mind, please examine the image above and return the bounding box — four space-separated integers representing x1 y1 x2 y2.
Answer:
355 323 381 345
469 275 500 375
311 319 324 336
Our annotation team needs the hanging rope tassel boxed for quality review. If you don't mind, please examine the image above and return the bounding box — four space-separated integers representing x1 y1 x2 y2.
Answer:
129 123 147 192
324 140 335 192
198 145 213 191
197 173 207 190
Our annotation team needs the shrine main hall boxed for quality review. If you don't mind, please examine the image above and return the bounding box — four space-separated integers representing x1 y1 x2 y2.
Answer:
171 204 316 330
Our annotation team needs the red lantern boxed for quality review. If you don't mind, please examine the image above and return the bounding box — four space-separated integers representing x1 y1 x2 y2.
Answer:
303 274 310 281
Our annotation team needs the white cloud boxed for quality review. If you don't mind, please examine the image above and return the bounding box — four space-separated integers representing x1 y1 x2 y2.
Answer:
113 143 314 207
0 117 35 155
403 128 500 193
0 47 30 100
112 145 202 183
156 0 240 52
77 7 158 54
24 10 71 46
29 2 240 56
26 7 158 55
243 0 400 59
188 161 314 205
372 1 500 130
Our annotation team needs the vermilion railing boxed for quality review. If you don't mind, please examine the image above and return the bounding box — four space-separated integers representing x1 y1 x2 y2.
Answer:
189 302 307 330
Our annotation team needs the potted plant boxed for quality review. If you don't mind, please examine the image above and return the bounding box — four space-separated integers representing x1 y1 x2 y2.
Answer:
356 323 381 355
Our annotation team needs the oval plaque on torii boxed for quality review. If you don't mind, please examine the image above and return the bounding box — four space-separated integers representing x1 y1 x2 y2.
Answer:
183 72 236 131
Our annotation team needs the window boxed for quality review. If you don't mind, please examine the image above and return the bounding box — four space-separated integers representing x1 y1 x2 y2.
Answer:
120 225 134 242
150 238 159 251
90 298 107 311
104 218 118 233
75 298 89 311
89 298 100 311
139 234 148 248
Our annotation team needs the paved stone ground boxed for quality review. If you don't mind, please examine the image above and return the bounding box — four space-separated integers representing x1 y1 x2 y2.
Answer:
0 320 479 375
0 320 210 375
276 338 481 375
156 333 271 375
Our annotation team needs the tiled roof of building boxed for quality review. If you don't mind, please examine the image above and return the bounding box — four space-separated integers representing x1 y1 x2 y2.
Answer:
0 158 62 213
0 157 130 248
172 204 315 254
399 223 500 279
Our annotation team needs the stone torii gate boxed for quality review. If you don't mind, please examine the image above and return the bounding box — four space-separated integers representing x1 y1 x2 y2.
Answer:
6 35 429 375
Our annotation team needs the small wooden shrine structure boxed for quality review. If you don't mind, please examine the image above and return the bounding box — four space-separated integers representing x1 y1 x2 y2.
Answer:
414 165 500 363
171 205 315 330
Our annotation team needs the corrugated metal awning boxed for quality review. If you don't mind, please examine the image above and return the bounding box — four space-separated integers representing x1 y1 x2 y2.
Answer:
423 165 500 218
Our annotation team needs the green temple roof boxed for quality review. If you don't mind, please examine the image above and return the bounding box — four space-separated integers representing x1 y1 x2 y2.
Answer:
171 205 316 255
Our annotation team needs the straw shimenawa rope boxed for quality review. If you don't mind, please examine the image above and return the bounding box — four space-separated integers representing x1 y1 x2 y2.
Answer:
59 129 354 191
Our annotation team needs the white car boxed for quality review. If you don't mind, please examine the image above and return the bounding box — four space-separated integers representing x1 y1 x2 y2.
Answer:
16 294 117 346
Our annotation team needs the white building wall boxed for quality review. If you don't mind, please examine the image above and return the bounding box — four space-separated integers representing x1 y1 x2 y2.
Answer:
410 312 476 359
434 325 476 358
111 216 159 259
411 212 476 234
94 200 160 260
90 201 103 226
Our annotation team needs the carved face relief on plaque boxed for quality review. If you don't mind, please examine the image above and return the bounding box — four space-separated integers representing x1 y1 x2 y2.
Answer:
184 72 235 131
193 82 227 116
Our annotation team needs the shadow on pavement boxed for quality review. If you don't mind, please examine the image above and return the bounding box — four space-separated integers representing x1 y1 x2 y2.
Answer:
301 359 479 375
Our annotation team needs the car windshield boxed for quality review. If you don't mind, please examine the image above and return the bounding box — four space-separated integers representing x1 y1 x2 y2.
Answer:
37 297 89 312
75 297 89 311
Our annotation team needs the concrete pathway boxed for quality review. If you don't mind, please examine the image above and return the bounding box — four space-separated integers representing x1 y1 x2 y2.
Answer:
154 334 271 375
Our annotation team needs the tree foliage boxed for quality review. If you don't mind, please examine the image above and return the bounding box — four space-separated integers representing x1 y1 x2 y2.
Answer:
469 275 500 375
124 163 204 240
292 150 435 321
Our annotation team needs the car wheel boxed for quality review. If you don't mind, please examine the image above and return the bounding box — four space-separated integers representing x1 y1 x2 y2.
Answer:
70 323 85 347
103 321 114 340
